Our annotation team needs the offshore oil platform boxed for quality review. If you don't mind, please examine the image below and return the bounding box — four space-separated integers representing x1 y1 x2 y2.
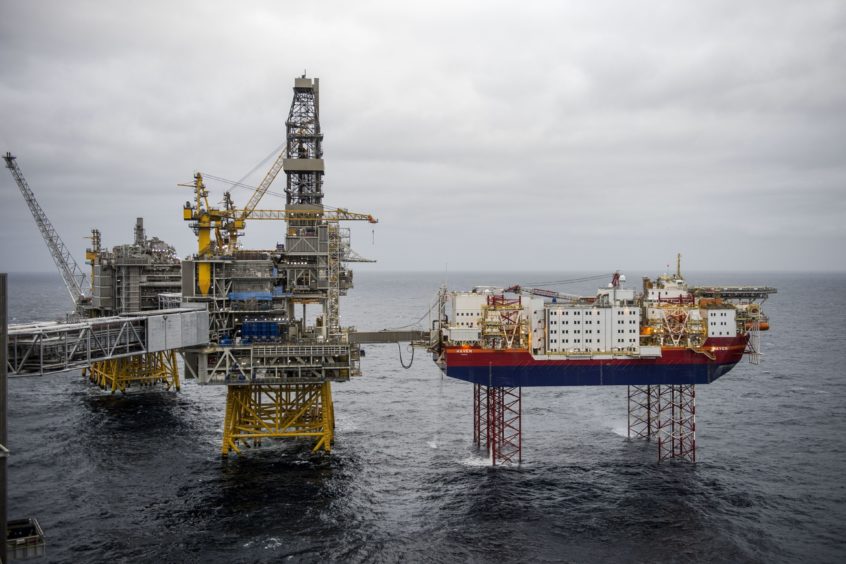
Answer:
4 76 384 458
3 75 775 468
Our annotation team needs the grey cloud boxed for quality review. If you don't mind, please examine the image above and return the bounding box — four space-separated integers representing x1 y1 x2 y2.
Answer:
1 0 844 276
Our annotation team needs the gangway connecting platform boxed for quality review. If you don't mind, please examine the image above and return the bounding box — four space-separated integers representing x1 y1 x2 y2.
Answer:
6 307 208 376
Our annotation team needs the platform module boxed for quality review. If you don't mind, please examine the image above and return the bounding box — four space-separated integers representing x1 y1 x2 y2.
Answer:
178 75 377 456
5 151 193 392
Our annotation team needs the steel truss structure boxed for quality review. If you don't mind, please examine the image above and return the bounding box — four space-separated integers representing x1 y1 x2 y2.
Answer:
656 384 696 462
628 384 696 462
627 385 660 440
3 152 89 305
7 308 208 376
473 384 521 465
83 351 179 393
7 317 146 375
473 383 489 451
187 344 358 384
221 382 334 456
286 78 323 205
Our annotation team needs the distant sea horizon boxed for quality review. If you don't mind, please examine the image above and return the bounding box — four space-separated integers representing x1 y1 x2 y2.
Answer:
5 268 846 275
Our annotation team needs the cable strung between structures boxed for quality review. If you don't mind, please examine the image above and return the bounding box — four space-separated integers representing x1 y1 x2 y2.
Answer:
202 172 284 200
234 141 288 189
386 293 443 331
397 342 415 369
202 140 289 199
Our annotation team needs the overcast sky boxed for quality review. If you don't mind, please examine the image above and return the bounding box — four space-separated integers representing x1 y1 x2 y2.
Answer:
1 0 844 275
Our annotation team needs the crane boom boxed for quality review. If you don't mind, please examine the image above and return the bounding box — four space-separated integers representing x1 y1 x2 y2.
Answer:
240 149 286 220
3 152 90 305
504 285 580 302
244 208 377 223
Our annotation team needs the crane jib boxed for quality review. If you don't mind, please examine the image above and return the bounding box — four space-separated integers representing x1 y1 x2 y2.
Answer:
3 152 91 306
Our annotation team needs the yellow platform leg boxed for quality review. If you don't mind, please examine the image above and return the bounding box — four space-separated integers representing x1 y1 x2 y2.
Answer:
85 351 180 393
221 382 335 457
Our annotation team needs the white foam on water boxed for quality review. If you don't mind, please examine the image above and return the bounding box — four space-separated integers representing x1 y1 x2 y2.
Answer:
611 424 629 438
458 454 492 467
264 537 282 550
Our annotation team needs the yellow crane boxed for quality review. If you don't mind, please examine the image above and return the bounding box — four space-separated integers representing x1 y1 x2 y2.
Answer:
182 171 376 295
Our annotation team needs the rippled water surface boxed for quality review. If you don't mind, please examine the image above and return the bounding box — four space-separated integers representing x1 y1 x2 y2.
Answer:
6 271 846 563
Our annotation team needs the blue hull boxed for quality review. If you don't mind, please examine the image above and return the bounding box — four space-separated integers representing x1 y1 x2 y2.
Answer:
444 361 739 387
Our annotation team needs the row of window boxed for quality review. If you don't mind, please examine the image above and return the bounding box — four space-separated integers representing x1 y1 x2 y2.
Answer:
549 338 638 345
550 309 638 316
551 337 638 343
550 318 639 326
548 347 640 353
550 328 638 335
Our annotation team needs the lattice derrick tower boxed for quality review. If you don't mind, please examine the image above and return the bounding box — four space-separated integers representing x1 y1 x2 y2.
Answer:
282 77 343 340
285 79 323 206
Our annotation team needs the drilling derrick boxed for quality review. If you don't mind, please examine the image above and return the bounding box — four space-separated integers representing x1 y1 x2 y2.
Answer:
181 76 375 456
285 77 324 207
283 77 339 339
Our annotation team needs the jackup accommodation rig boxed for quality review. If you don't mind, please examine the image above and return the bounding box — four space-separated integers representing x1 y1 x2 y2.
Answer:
430 260 775 463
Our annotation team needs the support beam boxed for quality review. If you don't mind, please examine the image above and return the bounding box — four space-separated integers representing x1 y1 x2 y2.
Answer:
473 384 521 465
473 383 488 450
83 351 180 393
628 384 697 462
628 385 660 440
656 384 696 463
221 382 334 456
